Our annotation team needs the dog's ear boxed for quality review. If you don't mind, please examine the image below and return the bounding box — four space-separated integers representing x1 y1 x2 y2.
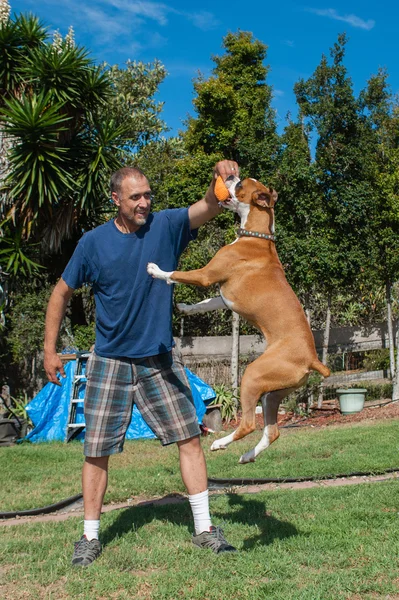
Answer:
252 188 278 208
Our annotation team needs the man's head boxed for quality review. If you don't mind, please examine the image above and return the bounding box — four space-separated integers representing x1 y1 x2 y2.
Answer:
111 167 152 231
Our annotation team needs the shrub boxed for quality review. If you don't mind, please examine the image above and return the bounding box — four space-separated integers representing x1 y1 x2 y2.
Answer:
351 381 393 401
363 349 392 372
209 384 239 423
72 323 95 351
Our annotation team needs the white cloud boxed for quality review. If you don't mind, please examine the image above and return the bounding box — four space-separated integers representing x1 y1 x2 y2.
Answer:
29 0 219 59
59 0 217 31
185 11 219 31
306 8 375 30
273 89 285 97
164 60 210 78
78 5 125 37
98 0 172 26
282 39 295 47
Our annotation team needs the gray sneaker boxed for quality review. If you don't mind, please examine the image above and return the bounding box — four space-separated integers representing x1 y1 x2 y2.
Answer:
72 535 102 567
192 526 237 554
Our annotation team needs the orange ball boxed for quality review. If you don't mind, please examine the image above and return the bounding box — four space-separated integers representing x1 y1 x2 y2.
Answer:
214 176 230 201
214 175 230 202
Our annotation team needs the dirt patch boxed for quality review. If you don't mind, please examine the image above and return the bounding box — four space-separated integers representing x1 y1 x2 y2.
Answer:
224 399 399 431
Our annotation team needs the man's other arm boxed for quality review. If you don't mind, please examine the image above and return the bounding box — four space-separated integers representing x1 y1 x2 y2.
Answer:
44 278 74 385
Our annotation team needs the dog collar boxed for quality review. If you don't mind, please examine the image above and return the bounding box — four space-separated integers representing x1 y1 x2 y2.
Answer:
237 228 276 242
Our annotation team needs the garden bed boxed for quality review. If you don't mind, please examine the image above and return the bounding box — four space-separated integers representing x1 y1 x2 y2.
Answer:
224 398 399 430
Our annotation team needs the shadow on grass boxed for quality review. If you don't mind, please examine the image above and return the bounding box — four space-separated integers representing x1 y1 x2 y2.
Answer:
101 492 299 551
216 493 300 550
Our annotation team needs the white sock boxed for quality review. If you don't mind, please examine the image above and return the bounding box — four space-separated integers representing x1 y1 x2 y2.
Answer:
84 519 100 541
188 490 212 535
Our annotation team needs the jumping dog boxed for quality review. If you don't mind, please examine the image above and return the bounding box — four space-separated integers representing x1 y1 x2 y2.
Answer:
147 176 330 463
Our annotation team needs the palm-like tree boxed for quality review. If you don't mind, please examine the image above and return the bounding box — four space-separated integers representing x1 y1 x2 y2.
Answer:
0 12 127 252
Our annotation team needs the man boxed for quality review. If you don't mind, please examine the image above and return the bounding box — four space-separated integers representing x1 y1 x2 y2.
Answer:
44 160 239 567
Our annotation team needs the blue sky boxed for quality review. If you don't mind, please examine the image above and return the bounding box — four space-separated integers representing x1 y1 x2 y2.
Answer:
12 0 399 137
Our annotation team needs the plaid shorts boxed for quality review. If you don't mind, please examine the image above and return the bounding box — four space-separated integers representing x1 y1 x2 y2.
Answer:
83 348 200 457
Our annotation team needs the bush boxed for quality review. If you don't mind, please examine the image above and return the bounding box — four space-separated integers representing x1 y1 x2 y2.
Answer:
363 349 392 372
209 384 239 423
323 381 393 401
351 381 393 401
72 323 95 351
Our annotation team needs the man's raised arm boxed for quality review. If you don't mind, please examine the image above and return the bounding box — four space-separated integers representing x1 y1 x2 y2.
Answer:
188 160 239 230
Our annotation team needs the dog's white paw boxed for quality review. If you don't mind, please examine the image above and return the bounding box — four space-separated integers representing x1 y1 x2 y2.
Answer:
176 303 189 313
210 440 224 451
147 262 160 277
147 262 173 284
239 451 255 464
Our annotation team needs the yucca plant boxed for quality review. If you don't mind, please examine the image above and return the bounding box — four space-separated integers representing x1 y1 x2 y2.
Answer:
0 221 43 275
0 21 125 250
0 9 166 260
1 91 74 231
209 384 239 424
0 14 46 100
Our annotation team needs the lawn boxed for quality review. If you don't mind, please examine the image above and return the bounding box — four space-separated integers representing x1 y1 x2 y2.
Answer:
1 418 399 512
1 419 399 599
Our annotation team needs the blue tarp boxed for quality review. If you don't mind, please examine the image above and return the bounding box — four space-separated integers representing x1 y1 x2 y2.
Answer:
25 359 215 444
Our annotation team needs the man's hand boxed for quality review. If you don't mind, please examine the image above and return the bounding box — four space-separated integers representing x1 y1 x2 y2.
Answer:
213 160 239 183
44 351 66 386
188 159 240 230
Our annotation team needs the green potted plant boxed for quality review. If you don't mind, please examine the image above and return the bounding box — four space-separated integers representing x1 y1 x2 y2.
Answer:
336 386 367 415
204 384 239 431
6 393 32 439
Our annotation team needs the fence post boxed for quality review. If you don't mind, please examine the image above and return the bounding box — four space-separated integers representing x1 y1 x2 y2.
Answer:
393 324 399 401
231 311 240 395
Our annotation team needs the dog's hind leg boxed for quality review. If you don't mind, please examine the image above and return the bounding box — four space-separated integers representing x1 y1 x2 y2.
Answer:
210 358 264 453
239 388 295 464
210 352 309 461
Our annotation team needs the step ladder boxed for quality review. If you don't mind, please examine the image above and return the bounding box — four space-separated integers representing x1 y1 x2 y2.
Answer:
66 351 91 442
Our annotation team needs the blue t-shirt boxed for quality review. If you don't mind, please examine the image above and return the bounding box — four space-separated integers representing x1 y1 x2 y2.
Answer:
62 208 196 358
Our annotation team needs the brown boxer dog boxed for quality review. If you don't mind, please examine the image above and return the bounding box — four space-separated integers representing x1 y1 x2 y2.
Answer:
147 176 330 463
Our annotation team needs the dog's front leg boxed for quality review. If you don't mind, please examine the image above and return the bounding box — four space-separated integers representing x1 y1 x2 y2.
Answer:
177 296 227 315
148 247 232 288
147 263 175 284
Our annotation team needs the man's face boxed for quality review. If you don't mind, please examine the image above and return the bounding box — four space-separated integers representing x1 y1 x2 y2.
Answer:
112 175 152 230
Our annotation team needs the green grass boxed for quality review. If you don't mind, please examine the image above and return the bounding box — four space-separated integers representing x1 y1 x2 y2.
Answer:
1 418 399 512
1 481 399 599
2 418 399 598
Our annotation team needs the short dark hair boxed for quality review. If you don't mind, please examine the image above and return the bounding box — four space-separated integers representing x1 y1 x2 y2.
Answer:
110 167 148 196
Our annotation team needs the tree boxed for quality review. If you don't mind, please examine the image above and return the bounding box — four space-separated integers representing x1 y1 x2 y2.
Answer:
0 15 122 251
0 9 167 255
184 30 279 181
103 59 167 151
275 119 325 319
165 31 280 338
360 69 399 383
294 34 378 388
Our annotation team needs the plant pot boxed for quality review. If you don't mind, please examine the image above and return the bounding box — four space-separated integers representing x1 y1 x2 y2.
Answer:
336 388 367 415
202 404 223 432
0 418 21 445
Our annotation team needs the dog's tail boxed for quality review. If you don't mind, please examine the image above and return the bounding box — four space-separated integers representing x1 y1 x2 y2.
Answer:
311 360 330 378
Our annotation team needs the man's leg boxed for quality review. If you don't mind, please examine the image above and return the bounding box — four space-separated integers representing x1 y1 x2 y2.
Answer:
178 435 236 553
177 435 207 495
71 456 109 567
83 456 109 520
73 354 135 567
178 436 212 534
134 350 236 553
